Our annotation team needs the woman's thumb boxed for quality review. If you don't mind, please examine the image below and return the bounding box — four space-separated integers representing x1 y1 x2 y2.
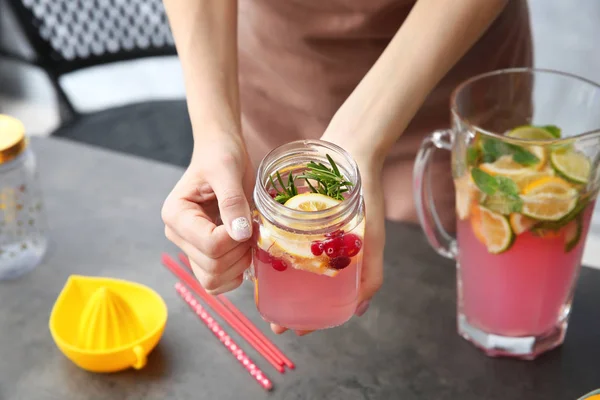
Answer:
210 168 253 242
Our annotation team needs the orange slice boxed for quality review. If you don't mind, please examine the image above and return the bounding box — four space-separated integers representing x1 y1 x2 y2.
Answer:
471 205 514 253
509 213 537 235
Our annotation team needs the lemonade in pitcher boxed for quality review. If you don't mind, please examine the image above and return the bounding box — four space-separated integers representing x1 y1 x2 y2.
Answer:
455 125 597 342
252 141 365 331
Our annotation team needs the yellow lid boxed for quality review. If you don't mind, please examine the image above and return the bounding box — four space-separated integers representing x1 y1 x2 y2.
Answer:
0 114 28 164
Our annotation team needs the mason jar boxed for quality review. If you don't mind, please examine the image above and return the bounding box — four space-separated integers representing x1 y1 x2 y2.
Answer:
0 115 48 280
251 140 365 331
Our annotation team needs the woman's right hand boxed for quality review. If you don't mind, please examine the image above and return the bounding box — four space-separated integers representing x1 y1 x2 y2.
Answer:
161 136 255 295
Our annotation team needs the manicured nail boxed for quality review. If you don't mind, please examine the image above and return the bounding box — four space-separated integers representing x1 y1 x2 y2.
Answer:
231 217 252 241
355 300 370 317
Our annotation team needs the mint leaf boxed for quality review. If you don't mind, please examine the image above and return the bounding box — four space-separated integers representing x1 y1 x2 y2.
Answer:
481 138 510 162
537 125 561 138
471 167 498 195
467 146 480 165
510 145 539 166
496 176 519 197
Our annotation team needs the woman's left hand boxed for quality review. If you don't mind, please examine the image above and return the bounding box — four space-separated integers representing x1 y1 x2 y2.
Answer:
270 135 385 336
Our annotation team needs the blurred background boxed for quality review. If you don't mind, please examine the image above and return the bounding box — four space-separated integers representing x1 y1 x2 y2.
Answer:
1 0 600 262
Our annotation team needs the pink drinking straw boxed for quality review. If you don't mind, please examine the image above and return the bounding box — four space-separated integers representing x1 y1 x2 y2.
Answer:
174 282 273 391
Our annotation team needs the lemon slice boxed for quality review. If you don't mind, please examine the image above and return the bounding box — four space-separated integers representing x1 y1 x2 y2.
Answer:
521 176 578 221
473 206 514 254
284 193 341 211
479 155 536 177
509 213 537 235
550 149 591 184
507 126 556 140
454 174 478 220
529 146 547 169
512 167 555 192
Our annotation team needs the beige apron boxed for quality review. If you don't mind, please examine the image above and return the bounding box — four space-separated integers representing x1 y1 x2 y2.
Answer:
237 0 533 226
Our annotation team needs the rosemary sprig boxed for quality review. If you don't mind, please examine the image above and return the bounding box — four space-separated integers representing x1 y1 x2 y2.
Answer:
298 155 353 200
268 154 353 203
269 170 298 204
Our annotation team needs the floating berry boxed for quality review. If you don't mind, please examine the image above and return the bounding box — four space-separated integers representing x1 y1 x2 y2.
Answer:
268 189 277 199
271 258 288 272
323 236 343 258
310 241 324 256
343 233 363 257
329 256 351 270
325 229 344 238
255 248 272 263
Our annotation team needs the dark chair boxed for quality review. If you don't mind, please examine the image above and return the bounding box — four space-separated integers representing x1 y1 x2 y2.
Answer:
0 0 193 167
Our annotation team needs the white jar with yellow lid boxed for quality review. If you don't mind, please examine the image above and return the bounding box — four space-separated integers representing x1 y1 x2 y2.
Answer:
0 115 48 279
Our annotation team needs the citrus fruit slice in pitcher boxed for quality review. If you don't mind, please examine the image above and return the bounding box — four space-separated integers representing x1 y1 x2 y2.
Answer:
472 205 514 254
507 126 556 140
550 149 591 184
521 176 578 221
454 174 478 220
509 213 537 235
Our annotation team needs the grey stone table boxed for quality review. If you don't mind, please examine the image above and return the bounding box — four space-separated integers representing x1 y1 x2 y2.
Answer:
1 137 599 400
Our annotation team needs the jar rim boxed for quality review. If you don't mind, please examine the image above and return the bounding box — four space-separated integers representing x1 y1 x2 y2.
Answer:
253 139 362 233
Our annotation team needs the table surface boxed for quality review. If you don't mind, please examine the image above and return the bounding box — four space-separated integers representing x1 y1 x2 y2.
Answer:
1 137 599 400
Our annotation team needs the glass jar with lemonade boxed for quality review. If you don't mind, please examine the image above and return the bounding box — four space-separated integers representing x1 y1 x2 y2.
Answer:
251 140 365 331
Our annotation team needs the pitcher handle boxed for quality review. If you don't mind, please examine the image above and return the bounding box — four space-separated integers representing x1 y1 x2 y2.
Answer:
413 129 457 259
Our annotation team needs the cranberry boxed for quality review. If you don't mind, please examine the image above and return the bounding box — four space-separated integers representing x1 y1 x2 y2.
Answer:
343 233 363 257
329 256 351 270
323 236 343 258
268 189 277 199
310 241 324 256
325 229 344 238
255 248 272 263
271 258 288 272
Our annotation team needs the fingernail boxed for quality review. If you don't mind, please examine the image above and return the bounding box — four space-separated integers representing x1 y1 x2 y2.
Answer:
355 300 370 317
231 217 252 241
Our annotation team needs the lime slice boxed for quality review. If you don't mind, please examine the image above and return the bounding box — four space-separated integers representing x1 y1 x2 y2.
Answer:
473 205 514 254
509 213 537 235
564 217 582 252
284 193 341 211
521 176 578 221
507 126 556 140
550 149 591 184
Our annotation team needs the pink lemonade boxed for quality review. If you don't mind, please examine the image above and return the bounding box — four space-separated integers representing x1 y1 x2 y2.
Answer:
458 203 594 337
253 242 362 331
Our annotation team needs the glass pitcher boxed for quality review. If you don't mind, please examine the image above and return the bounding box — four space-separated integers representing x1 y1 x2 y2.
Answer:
413 68 600 359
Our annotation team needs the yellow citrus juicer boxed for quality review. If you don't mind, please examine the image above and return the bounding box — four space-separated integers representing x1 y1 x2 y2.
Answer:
49 275 168 373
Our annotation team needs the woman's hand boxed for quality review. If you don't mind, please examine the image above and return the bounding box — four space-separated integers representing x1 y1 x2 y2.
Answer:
270 136 385 336
161 136 255 295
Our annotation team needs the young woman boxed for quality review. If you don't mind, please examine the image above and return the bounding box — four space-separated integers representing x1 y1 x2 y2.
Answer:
161 0 532 333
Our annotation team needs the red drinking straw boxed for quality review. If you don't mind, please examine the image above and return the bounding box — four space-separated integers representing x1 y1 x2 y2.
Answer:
161 253 285 373
174 282 273 391
178 252 295 370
